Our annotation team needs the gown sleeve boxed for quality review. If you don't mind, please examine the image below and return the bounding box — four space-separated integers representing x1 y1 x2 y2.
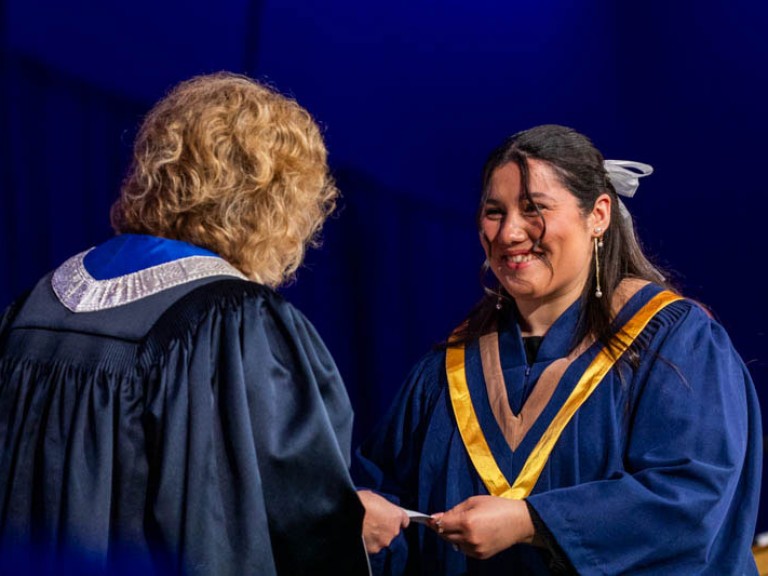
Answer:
142 282 369 575
354 353 445 505
527 302 762 575
353 352 446 575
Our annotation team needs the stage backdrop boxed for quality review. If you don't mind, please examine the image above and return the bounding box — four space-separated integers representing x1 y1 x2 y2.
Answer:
2 0 767 532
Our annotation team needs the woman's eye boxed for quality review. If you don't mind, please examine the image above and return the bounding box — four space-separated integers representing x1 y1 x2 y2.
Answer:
483 208 504 219
522 202 543 214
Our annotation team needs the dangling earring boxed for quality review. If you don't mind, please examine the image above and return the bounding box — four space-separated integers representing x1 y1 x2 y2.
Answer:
593 228 603 298
496 295 503 310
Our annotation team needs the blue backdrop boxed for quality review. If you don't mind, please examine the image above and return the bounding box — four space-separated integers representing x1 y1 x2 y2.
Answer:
2 0 767 533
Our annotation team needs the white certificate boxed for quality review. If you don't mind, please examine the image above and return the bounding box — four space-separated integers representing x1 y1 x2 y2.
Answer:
402 508 432 524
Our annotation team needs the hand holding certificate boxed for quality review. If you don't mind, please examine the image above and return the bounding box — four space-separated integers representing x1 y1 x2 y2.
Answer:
358 489 412 553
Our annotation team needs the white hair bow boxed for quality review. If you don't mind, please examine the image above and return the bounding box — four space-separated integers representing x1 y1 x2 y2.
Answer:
603 159 653 226
604 160 653 198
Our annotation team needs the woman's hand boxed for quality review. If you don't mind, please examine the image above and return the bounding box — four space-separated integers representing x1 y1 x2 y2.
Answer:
357 489 410 553
428 496 534 559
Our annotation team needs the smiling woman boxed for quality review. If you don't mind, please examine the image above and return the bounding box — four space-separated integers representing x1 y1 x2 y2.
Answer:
352 124 762 575
480 159 608 333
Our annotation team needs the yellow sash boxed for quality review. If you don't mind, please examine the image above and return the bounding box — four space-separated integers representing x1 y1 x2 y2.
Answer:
446 290 682 499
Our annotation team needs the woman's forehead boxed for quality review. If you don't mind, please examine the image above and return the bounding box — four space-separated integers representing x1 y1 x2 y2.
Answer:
488 160 566 198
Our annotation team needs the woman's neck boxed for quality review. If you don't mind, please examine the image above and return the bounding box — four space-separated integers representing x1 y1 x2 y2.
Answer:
515 291 581 337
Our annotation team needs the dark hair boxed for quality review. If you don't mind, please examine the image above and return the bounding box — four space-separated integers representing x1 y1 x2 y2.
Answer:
449 124 673 354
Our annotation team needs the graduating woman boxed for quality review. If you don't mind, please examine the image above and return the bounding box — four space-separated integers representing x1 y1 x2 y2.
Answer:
0 72 370 575
354 124 761 575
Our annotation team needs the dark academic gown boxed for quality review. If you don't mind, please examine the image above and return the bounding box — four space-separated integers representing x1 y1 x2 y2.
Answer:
354 283 762 575
0 235 370 575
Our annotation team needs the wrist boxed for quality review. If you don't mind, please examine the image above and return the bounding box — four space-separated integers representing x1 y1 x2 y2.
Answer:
516 500 536 544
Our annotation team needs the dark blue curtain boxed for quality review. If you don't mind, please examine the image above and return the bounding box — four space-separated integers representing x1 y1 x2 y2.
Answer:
282 166 483 430
2 0 767 533
1 52 142 306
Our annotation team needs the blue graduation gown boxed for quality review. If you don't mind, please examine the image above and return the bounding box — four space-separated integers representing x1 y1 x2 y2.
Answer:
0 235 369 575
354 283 761 575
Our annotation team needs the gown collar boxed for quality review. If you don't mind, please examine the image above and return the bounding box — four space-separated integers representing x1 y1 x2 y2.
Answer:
52 234 247 312
504 282 663 365
83 234 219 279
502 296 582 365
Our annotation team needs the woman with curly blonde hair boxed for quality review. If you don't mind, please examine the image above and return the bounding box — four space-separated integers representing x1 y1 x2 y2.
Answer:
112 71 338 286
0 72 370 575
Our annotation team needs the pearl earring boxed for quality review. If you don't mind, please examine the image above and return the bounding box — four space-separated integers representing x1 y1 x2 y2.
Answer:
593 234 603 299
595 226 604 247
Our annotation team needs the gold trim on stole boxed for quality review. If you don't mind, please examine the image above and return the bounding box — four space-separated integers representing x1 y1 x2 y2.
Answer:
445 290 683 500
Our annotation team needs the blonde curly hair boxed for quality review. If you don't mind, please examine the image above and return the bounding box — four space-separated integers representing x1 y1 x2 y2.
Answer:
110 71 338 287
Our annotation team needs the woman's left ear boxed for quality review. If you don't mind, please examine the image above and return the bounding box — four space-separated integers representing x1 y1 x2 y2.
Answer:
589 194 611 235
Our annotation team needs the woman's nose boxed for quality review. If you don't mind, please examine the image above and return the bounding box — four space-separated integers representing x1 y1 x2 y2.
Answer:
500 215 527 243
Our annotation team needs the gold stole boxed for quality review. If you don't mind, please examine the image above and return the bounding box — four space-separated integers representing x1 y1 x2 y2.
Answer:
445 289 682 500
